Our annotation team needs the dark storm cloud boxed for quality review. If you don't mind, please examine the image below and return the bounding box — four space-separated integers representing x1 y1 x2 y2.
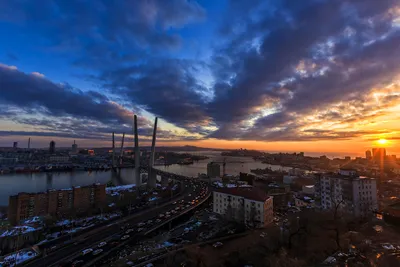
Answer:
206 0 400 140
3 115 202 142
0 0 205 45
0 64 136 126
210 0 398 121
100 59 212 131
1 0 400 143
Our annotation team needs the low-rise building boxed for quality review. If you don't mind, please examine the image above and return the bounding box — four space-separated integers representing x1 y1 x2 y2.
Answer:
213 187 273 228
8 183 106 225
294 194 315 208
315 169 378 217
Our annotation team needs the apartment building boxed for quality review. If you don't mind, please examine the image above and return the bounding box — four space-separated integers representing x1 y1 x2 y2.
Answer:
315 169 377 217
213 187 273 228
8 183 106 225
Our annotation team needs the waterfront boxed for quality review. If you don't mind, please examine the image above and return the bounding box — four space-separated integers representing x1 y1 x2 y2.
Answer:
0 169 139 206
154 152 290 177
0 152 289 206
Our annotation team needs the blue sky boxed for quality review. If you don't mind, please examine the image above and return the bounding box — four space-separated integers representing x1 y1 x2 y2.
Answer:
0 0 400 154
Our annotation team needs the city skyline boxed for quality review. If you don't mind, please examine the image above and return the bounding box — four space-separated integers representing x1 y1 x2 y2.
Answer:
1 1 400 154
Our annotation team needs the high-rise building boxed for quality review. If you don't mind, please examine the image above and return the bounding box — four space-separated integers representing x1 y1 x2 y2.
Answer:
314 169 377 217
365 150 372 160
8 183 106 225
372 148 386 162
213 187 273 228
207 162 221 178
71 140 78 153
49 140 56 154
13 142 18 149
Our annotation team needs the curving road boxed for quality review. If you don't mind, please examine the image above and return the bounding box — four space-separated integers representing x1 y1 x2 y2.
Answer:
23 177 207 267
66 181 209 267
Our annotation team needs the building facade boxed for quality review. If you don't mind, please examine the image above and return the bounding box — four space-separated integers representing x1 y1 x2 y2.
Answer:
8 183 106 225
372 147 386 162
49 140 56 154
213 187 273 228
207 162 221 178
315 170 377 217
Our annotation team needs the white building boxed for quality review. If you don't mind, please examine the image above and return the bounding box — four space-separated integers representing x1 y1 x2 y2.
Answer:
315 169 377 217
213 187 273 228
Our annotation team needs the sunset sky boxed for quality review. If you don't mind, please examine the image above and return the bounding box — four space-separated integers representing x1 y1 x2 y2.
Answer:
0 0 400 156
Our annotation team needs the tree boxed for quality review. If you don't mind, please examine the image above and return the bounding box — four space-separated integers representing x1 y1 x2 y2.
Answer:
43 215 56 230
266 248 305 267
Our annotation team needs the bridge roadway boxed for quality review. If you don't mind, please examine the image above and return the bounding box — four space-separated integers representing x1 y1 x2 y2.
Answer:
85 190 211 267
24 171 194 267
57 182 209 267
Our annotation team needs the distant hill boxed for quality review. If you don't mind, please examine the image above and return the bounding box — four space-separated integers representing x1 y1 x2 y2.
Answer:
90 145 229 152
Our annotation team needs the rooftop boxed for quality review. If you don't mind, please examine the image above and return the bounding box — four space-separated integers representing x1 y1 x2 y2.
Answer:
215 187 270 202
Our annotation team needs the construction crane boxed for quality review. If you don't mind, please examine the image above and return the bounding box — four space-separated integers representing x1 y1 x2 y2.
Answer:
119 133 125 166
112 132 115 169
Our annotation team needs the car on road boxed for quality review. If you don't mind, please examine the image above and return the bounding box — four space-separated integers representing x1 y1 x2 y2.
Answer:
125 229 134 234
71 260 84 267
98 241 107 247
159 213 165 218
173 201 177 204
121 235 130 240
81 248 93 255
165 214 171 218
137 228 145 232
137 222 145 227
156 219 162 223
213 242 223 248
93 249 103 255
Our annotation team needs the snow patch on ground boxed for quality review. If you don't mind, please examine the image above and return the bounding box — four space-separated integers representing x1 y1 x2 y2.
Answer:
0 250 37 267
213 182 252 188
0 226 40 237
106 184 136 194
55 212 121 227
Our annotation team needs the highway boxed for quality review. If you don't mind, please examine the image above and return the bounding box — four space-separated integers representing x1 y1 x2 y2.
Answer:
23 182 184 267
60 181 208 267
23 178 207 267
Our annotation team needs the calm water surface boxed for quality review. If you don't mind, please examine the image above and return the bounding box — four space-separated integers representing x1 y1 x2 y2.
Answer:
0 152 290 206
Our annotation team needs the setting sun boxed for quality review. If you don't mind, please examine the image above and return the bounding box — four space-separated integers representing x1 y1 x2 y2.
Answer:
377 139 388 145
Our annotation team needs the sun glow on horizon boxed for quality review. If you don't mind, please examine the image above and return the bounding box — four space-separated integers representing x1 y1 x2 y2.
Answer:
377 138 388 145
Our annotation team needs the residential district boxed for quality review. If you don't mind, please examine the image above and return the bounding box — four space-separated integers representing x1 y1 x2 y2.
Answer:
0 143 400 266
